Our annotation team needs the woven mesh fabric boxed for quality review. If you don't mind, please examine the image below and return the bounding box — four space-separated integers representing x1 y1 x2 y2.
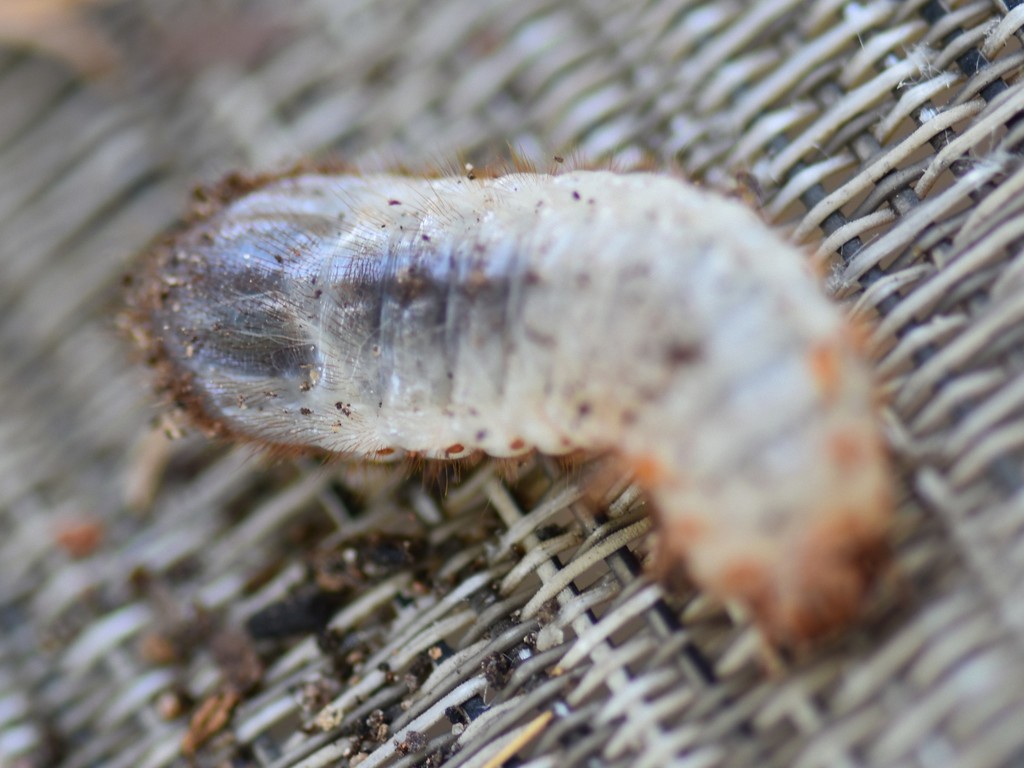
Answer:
2 1 1024 766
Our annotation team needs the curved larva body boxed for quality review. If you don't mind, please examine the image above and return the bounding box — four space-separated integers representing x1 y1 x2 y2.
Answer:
131 169 892 643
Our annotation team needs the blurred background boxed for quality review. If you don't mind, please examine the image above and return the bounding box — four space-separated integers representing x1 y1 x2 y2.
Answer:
2 1 1024 766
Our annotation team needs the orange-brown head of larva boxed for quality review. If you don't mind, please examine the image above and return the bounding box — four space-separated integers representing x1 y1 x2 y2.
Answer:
668 496 892 647
739 510 892 646
705 429 892 646
647 384 894 647
738 336 895 646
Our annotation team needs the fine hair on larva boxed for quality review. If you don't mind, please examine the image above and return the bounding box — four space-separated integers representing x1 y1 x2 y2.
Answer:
125 161 894 645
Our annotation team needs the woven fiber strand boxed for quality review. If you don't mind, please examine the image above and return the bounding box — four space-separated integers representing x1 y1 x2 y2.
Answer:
2 0 1024 766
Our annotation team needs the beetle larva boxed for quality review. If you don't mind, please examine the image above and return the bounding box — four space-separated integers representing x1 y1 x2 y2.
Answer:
128 167 893 644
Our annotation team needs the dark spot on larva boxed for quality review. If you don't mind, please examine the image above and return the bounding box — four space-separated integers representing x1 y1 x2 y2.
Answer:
553 155 564 163
525 327 555 347
577 402 592 418
274 254 284 264
299 381 311 392
445 443 464 455
300 407 312 415
335 402 352 417
622 263 651 280
311 276 317 285
576 273 591 289
264 391 279 398
377 448 395 456
509 439 525 451
638 386 660 403
372 345 381 356
560 436 573 448
468 407 479 417
313 289 322 299
421 234 431 242
395 265 432 302
378 401 383 409
462 269 490 297
755 506 791 536
588 198 596 204
572 190 581 200
388 199 401 206
665 341 702 366
525 270 541 285
236 395 247 408
475 430 487 441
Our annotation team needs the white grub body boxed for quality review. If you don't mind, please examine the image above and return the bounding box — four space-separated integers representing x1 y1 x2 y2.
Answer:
133 169 892 643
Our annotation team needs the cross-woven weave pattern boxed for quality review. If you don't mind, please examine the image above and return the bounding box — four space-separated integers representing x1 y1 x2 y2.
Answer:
2 1 1024 767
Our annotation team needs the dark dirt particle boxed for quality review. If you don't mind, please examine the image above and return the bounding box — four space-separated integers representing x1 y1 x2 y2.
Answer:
394 730 427 755
481 651 513 689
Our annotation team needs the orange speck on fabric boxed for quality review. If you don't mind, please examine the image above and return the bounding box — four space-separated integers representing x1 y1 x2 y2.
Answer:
54 518 104 558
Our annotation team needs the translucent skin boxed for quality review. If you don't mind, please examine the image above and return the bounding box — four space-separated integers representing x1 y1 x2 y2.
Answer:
132 170 892 644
